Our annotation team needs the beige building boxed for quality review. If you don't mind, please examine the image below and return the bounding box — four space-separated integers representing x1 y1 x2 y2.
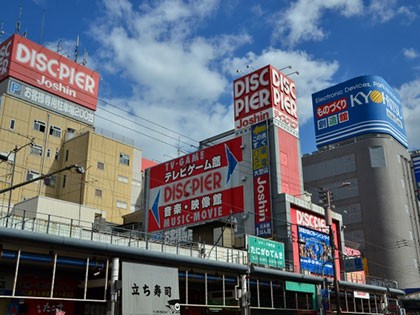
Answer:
0 81 143 225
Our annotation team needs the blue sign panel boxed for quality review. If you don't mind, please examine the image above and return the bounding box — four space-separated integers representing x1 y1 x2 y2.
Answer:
413 155 420 201
312 75 407 148
298 226 333 276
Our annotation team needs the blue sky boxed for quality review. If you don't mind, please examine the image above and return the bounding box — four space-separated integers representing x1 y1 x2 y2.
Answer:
1 0 420 162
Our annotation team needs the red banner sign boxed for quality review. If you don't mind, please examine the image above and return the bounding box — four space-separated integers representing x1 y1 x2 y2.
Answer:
233 65 297 130
147 137 245 232
0 34 99 110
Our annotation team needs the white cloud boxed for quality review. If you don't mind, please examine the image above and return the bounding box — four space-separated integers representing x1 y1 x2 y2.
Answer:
89 0 250 161
271 0 363 47
397 80 420 150
403 48 419 59
87 0 345 161
367 0 417 23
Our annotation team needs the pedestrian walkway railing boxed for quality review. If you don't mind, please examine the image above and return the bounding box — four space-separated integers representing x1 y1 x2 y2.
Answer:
0 210 249 266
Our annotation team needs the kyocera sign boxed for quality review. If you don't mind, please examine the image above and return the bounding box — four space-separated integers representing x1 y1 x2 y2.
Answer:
233 65 298 132
147 137 245 232
312 75 407 148
0 34 99 111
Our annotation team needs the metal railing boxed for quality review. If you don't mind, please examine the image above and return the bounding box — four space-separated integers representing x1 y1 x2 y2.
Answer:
0 210 248 265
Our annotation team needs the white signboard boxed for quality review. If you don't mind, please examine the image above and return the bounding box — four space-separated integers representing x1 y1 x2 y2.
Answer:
122 262 180 315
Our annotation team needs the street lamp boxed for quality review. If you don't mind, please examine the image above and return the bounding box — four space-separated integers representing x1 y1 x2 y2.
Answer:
319 182 350 315
1 164 85 226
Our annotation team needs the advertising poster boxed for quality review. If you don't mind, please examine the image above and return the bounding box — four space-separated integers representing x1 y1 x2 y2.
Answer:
147 137 245 232
298 226 333 276
312 75 407 148
122 262 180 315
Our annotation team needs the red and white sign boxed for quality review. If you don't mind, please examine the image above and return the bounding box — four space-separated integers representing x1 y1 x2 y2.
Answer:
354 291 370 299
254 173 271 224
316 97 347 119
294 209 327 232
147 137 244 232
233 65 298 130
0 34 99 110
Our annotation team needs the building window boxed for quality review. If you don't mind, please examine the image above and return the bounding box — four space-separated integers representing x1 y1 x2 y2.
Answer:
116 200 127 209
132 179 141 187
62 175 67 188
369 146 386 168
119 153 130 166
49 125 62 137
26 170 40 181
46 149 51 158
65 150 69 162
118 175 128 183
30 144 43 156
55 149 59 161
95 189 103 197
97 161 105 170
34 120 46 132
10 119 15 130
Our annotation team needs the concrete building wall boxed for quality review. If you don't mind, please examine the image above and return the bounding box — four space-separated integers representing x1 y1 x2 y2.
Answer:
59 132 142 224
0 93 93 212
12 195 106 228
0 91 144 226
302 134 420 288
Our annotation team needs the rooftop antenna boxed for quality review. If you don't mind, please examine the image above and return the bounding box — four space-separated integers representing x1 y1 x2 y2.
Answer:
56 40 62 54
40 9 45 44
177 136 181 157
0 21 4 41
16 0 23 34
81 49 88 65
74 35 79 63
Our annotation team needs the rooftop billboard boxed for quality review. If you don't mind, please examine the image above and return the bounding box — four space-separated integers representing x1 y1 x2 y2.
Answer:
146 137 245 232
312 75 407 148
233 65 298 137
0 34 99 111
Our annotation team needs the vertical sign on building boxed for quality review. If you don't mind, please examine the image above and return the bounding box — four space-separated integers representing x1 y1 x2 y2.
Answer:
122 262 180 315
251 121 272 237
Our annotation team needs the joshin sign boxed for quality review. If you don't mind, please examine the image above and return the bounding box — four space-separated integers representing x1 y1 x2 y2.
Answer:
147 137 245 232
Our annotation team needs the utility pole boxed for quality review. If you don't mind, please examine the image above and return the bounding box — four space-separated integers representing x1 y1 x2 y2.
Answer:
319 188 342 315
3 140 35 225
